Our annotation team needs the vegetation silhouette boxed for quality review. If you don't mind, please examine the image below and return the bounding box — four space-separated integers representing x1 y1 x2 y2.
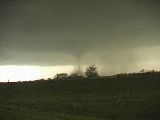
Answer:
54 73 68 80
41 65 160 81
85 65 99 77
115 69 160 80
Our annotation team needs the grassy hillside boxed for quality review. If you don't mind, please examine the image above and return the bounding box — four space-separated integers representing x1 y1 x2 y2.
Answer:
0 77 160 120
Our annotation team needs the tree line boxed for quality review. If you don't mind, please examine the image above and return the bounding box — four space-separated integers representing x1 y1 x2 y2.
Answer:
39 65 160 81
52 65 99 80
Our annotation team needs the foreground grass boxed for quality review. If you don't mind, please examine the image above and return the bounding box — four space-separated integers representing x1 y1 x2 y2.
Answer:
0 77 160 120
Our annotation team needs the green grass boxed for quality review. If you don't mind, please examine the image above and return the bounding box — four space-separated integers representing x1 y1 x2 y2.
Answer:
0 77 160 120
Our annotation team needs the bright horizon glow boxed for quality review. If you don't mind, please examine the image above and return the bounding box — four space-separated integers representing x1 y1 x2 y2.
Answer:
0 65 74 82
0 60 159 82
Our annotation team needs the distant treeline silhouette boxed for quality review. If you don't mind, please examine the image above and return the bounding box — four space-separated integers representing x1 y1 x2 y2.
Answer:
114 69 160 80
38 65 160 81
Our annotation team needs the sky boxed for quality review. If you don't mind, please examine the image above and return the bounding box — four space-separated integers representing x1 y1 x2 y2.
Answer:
0 0 160 81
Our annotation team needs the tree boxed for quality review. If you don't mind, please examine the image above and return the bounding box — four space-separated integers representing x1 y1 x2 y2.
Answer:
85 65 99 77
54 73 68 79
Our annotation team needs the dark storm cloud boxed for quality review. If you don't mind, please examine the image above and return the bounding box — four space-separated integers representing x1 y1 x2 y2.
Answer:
0 0 160 73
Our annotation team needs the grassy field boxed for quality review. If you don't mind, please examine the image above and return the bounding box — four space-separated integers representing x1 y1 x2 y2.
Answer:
0 77 160 120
